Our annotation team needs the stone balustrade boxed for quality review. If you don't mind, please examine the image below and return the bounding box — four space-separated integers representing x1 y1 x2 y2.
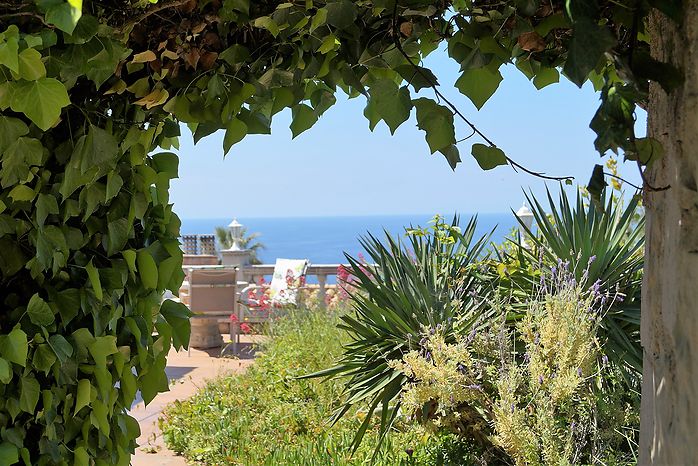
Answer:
238 263 345 308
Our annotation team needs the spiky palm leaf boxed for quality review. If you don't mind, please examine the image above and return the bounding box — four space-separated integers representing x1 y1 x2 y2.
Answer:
214 226 265 265
304 217 497 452
517 188 644 375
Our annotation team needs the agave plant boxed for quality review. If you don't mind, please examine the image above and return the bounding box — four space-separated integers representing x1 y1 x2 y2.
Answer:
515 188 644 376
305 216 498 452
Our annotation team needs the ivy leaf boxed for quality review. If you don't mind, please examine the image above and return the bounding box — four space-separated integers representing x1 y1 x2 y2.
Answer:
8 185 35 202
0 442 18 465
0 116 28 153
0 328 27 367
9 78 70 131
219 45 250 65
438 145 461 170
85 259 103 301
74 379 91 414
0 27 19 73
455 66 503 109
326 0 357 29
223 118 248 155
74 124 119 173
17 48 46 80
47 335 73 364
563 19 615 87
587 164 607 208
628 137 664 166
32 344 57 374
160 300 193 350
36 194 59 227
253 17 280 37
19 376 40 413
0 358 11 384
471 144 508 170
136 249 158 290
290 104 318 138
1 137 44 188
364 79 412 134
413 98 456 154
258 68 294 89
533 67 560 90
395 64 438 91
27 294 55 327
45 0 83 35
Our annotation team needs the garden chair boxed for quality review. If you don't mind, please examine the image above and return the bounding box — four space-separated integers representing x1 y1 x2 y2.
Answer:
231 258 309 352
186 266 238 349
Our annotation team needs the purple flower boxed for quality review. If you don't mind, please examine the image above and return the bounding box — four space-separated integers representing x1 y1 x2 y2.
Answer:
523 352 530 363
602 354 609 366
577 367 583 377
510 403 515 413
534 333 540 346
538 375 544 385
588 255 596 265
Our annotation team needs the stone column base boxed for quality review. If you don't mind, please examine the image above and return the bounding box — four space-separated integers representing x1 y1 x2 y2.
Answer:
189 315 223 349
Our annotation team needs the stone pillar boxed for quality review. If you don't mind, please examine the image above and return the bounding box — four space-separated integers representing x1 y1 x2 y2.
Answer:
220 249 252 268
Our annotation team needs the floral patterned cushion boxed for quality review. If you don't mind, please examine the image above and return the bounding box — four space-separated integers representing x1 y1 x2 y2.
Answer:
268 258 309 306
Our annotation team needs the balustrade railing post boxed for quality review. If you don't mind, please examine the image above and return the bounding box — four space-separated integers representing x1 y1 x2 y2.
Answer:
317 274 327 309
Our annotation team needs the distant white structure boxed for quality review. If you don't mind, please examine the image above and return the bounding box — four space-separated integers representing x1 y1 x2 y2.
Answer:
515 204 534 248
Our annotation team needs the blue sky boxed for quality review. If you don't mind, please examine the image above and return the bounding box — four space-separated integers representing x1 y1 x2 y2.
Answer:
170 51 644 219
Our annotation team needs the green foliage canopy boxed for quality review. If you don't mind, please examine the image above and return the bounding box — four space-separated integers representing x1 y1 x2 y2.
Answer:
0 0 679 463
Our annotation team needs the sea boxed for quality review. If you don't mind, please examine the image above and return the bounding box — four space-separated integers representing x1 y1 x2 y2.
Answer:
180 213 518 268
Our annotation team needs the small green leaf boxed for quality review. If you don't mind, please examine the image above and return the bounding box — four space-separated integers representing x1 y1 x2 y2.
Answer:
73 447 89 466
160 300 193 350
310 8 328 32
455 66 503 109
326 0 357 29
223 118 248 155
85 259 103 300
413 98 456 154
533 67 559 90
563 18 615 86
17 48 46 80
32 344 57 373
1 137 43 188
0 116 29 153
8 185 35 202
438 145 461 170
290 104 318 138
253 16 279 37
587 164 607 208
0 328 27 366
0 27 19 73
0 358 12 384
136 250 158 290
471 143 508 170
219 45 250 66
9 78 70 131
27 293 55 327
629 137 664 166
47 335 73 364
364 79 412 134
395 64 438 91
122 250 137 280
74 378 91 415
318 35 338 54
45 1 83 35
19 376 40 413
0 442 18 466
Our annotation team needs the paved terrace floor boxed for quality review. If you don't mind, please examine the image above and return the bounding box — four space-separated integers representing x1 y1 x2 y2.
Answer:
130 335 264 465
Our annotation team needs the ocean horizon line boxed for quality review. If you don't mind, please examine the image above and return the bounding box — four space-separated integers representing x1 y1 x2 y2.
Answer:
179 211 515 221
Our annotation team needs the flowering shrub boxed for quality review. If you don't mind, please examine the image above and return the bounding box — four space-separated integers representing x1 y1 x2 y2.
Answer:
388 268 639 465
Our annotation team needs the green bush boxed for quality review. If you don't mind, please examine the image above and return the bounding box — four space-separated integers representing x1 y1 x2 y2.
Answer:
160 307 472 465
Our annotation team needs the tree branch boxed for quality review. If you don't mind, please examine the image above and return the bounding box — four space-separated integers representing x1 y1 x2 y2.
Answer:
390 3 574 183
117 0 192 34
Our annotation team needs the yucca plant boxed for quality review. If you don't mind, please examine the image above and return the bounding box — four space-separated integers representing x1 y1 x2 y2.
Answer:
514 188 644 377
304 216 498 453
